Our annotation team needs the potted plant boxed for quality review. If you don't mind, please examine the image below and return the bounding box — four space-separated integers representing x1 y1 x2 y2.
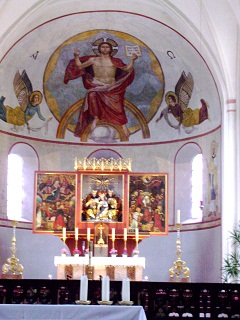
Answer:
132 249 139 257
73 249 81 256
84 248 89 257
61 248 69 256
122 249 128 257
109 248 118 257
222 223 240 283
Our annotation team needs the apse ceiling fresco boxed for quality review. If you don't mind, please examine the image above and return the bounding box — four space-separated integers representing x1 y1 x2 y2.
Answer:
0 11 220 144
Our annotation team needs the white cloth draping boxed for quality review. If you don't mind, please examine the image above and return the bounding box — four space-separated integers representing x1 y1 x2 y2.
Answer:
54 256 145 268
0 304 147 320
54 256 145 281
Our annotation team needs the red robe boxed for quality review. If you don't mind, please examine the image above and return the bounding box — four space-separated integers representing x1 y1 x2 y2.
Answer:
64 56 135 137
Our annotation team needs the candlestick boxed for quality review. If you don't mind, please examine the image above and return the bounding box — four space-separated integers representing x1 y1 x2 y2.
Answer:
75 228 78 241
135 228 139 242
82 241 86 275
2 220 24 277
122 278 130 302
176 210 181 224
74 157 77 170
169 223 190 281
83 157 87 170
124 228 127 241
62 227 66 242
101 276 110 301
80 275 88 301
87 228 90 242
112 228 115 241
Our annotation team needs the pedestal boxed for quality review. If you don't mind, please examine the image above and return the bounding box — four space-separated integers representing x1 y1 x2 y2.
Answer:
94 244 108 257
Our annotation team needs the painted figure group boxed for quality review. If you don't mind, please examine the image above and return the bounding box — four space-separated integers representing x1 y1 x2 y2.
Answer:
82 188 122 222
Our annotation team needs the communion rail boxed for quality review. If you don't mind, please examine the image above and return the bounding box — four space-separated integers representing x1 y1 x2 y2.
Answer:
0 280 239 319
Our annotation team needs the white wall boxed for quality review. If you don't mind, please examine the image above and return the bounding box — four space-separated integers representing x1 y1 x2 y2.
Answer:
0 226 63 279
0 225 221 282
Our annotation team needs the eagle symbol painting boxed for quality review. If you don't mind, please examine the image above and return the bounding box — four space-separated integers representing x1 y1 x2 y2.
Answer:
0 70 51 133
156 71 209 133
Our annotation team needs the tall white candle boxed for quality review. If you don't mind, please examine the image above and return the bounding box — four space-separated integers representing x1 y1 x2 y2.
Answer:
135 228 139 242
62 227 66 240
122 278 130 302
112 228 115 241
75 228 78 241
87 228 91 241
124 228 127 241
177 210 181 224
80 275 88 301
101 276 110 301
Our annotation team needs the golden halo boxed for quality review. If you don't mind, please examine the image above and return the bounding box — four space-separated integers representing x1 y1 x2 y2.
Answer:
92 37 118 56
165 91 178 104
30 91 43 104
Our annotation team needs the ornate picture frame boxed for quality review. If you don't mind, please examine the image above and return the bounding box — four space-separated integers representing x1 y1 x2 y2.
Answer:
128 173 168 235
33 172 77 233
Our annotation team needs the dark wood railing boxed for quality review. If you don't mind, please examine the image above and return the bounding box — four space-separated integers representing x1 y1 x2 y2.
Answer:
0 280 239 319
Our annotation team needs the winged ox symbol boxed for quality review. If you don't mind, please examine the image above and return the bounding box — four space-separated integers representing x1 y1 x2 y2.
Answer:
156 71 209 133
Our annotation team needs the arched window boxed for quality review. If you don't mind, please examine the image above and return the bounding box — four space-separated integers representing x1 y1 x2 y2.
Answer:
175 143 203 223
7 143 38 221
191 154 203 219
7 154 23 220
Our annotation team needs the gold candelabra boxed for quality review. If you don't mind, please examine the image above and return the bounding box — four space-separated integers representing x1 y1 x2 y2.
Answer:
2 220 24 276
169 223 190 282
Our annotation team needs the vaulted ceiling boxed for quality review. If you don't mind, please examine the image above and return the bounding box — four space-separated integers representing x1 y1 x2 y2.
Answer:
0 1 238 145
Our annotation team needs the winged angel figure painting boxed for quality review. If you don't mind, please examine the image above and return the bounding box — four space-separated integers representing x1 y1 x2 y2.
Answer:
156 71 209 133
0 70 51 133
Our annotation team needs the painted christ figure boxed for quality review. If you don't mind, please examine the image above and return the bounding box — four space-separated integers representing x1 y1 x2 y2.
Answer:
64 38 138 139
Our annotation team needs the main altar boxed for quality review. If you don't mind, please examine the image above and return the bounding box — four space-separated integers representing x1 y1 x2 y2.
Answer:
54 256 145 281
31 157 167 283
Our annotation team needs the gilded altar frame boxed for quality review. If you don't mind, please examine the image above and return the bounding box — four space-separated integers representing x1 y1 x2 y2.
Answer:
33 170 168 237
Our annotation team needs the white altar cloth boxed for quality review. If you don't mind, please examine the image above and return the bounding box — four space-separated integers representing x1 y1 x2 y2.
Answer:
54 256 145 268
0 304 147 320
54 256 145 281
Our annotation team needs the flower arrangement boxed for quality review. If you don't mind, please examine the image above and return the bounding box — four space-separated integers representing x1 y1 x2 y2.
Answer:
123 249 128 255
61 248 69 255
132 249 139 256
109 248 118 254
73 249 81 255
84 248 89 253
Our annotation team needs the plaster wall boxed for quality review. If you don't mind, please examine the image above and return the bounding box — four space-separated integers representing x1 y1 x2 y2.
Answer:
0 225 221 282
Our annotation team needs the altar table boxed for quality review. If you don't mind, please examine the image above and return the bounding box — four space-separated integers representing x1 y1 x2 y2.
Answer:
0 304 147 320
54 256 145 281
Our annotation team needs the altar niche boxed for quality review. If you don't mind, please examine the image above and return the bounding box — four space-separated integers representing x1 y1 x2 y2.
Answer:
81 173 123 223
